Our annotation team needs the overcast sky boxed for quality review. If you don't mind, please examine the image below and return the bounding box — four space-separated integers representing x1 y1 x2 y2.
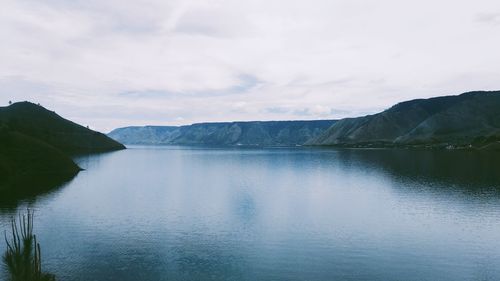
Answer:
1 0 499 132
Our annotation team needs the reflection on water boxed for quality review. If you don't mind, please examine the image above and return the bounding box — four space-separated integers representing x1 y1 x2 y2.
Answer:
1 146 500 281
336 149 500 187
0 176 76 212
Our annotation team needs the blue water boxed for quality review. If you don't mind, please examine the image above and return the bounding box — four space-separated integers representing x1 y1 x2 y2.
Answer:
1 146 500 281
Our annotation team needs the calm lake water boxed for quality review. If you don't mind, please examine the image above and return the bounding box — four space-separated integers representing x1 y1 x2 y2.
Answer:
1 146 500 281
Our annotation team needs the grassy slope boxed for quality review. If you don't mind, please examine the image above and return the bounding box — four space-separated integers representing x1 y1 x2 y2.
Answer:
0 131 80 195
0 102 125 154
0 101 125 197
308 91 500 148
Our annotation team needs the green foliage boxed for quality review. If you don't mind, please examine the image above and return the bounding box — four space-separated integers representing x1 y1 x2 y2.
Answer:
3 210 55 281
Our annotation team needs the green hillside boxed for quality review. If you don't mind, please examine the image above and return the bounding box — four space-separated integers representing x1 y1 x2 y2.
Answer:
0 101 125 197
307 91 500 148
0 102 125 154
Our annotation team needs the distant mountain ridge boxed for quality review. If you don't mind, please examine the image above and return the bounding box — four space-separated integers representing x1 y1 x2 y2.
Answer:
109 91 500 149
0 102 125 196
307 91 500 148
108 120 337 146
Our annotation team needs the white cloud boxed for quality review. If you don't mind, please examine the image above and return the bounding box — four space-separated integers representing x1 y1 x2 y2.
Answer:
0 0 499 132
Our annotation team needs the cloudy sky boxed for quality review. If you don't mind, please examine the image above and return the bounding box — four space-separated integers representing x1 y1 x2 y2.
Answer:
1 0 499 132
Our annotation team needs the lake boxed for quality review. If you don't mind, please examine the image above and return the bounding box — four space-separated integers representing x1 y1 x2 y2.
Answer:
1 146 500 281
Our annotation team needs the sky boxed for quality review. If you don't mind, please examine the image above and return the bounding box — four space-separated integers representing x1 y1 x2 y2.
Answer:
1 0 499 132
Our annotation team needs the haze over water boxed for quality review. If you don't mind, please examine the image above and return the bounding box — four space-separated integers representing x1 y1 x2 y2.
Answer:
1 146 500 281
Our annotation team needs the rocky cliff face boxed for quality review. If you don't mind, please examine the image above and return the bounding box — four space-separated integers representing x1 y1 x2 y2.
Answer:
307 91 500 148
108 120 337 146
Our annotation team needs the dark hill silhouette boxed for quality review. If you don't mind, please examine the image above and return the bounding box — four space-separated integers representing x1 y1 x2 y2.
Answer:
307 91 500 148
0 130 80 196
0 101 125 197
0 102 125 154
